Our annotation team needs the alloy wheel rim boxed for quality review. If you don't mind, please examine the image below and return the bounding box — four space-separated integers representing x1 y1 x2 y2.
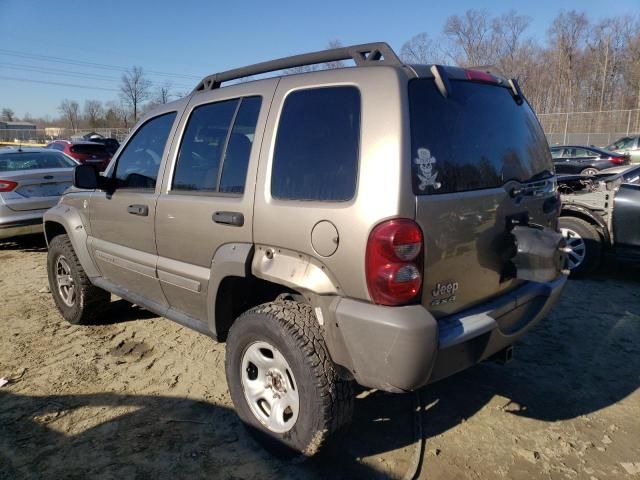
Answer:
55 256 76 307
560 227 586 269
240 340 299 433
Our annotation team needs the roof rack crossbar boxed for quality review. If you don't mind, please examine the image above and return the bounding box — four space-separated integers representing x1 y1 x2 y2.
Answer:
194 42 402 92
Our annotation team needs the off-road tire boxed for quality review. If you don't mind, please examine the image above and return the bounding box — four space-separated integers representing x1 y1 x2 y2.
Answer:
225 299 353 457
559 216 602 278
47 234 110 324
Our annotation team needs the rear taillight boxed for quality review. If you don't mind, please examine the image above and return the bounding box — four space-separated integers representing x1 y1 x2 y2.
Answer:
609 156 626 165
0 180 18 192
366 219 424 306
464 68 498 84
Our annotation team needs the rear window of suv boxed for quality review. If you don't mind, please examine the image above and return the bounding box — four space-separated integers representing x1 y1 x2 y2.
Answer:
71 143 109 155
409 79 552 195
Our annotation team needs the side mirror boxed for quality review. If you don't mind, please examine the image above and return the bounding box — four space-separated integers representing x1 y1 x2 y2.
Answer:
74 164 99 189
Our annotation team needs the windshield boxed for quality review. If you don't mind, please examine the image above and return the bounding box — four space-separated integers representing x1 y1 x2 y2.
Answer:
409 79 553 195
0 151 78 171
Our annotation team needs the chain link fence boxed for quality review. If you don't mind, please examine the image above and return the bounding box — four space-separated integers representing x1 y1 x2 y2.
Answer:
538 109 640 147
2 109 640 149
0 128 131 145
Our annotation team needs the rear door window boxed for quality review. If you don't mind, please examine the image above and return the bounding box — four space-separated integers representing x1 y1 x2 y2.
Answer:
409 79 552 194
173 99 239 192
271 86 360 201
173 96 262 195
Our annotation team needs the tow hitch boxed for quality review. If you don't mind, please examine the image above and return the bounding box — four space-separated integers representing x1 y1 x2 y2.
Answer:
489 345 514 365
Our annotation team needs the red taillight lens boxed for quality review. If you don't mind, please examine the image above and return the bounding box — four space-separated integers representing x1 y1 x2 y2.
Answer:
0 180 18 192
366 219 424 306
610 156 625 165
464 69 497 84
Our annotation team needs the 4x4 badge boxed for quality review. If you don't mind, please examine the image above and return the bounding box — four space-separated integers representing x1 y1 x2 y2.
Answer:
430 281 459 306
415 147 441 191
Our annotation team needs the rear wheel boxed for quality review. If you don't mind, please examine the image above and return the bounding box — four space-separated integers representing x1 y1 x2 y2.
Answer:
225 299 353 457
580 167 599 176
47 234 110 324
559 217 602 277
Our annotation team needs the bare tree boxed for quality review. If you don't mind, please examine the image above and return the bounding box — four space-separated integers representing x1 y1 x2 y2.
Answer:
547 10 589 111
58 99 80 132
400 33 444 64
323 39 345 69
1 108 15 122
443 9 495 66
84 100 104 128
155 82 174 104
120 66 152 122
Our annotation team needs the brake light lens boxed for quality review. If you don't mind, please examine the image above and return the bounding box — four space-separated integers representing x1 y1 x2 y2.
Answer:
464 69 498 84
0 180 18 192
609 156 626 165
366 219 424 305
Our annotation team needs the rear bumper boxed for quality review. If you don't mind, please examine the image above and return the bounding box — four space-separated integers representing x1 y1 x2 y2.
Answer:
329 275 567 393
0 216 44 240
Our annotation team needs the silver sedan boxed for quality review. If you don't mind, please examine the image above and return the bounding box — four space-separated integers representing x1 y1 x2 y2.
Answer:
0 147 78 240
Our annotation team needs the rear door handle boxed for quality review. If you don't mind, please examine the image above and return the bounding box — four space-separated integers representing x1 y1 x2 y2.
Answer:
127 204 149 216
213 211 244 226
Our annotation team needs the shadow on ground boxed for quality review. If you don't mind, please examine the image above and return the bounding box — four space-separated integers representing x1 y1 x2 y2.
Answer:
0 233 48 253
3 236 638 478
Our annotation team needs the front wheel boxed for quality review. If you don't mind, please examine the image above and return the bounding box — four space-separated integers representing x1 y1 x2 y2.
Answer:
47 234 110 324
225 300 353 457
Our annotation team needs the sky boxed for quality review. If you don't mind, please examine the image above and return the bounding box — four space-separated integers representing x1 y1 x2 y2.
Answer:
0 0 637 120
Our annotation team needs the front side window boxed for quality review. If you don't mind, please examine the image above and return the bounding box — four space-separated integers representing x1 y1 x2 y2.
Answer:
113 112 176 189
271 86 361 201
173 96 261 194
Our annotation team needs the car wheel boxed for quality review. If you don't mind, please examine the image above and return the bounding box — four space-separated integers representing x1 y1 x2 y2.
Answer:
47 234 110 324
580 167 599 176
558 217 602 277
225 299 353 457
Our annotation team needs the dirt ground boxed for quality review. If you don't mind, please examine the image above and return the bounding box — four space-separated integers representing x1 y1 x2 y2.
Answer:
1 234 639 480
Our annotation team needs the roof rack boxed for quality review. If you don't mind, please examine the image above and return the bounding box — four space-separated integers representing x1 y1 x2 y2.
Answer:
193 42 402 92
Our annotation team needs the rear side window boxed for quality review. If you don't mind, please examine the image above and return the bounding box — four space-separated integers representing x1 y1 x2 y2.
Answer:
409 79 552 194
173 96 261 194
113 112 176 190
271 86 360 201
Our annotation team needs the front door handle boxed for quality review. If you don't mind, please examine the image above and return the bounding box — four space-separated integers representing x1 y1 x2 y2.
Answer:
127 204 149 216
213 211 244 226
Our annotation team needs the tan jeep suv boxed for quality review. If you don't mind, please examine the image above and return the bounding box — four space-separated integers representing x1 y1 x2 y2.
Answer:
44 42 567 455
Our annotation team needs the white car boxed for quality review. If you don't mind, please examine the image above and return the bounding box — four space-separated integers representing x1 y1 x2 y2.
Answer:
0 147 78 240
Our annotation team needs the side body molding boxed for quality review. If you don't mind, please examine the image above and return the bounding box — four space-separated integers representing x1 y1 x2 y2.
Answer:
44 202 100 278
